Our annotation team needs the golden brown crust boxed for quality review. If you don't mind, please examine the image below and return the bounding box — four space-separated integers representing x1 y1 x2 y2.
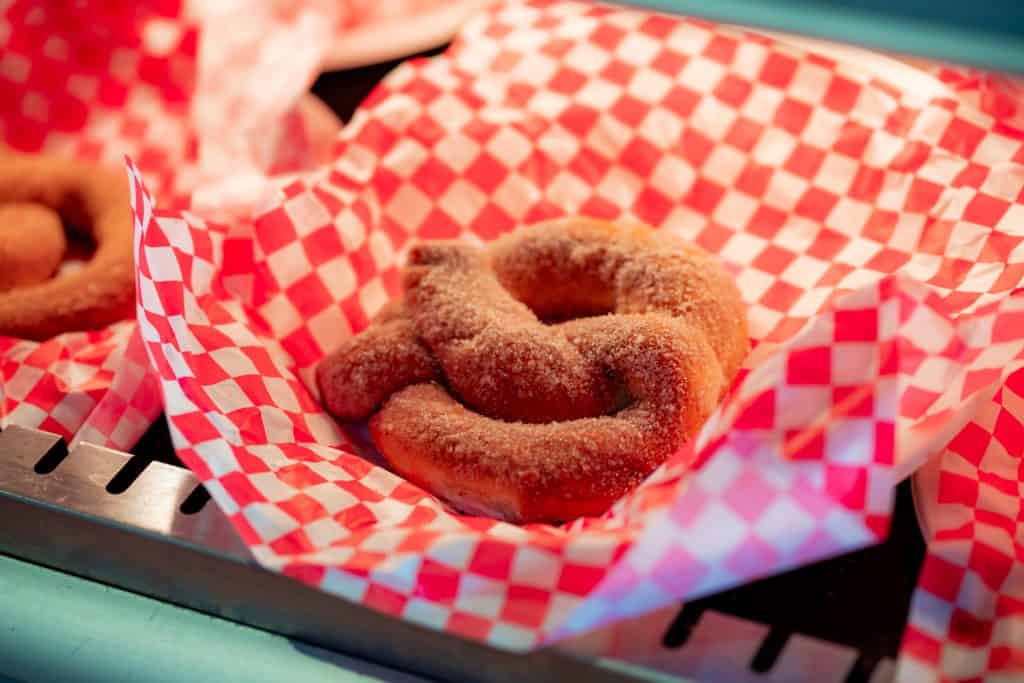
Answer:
318 217 749 523
0 153 135 340
0 203 66 292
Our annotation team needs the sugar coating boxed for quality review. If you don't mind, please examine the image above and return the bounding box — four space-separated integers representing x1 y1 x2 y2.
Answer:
0 203 66 292
317 217 749 523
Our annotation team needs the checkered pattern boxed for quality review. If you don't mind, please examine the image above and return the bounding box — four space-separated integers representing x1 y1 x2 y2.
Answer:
898 373 1024 682
0 2 339 449
131 0 1024 671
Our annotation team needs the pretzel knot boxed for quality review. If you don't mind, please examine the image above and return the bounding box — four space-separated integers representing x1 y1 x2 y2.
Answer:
317 218 748 523
0 151 135 340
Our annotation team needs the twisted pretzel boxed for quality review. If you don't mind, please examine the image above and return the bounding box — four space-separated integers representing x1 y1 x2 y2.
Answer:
0 152 135 340
317 218 748 523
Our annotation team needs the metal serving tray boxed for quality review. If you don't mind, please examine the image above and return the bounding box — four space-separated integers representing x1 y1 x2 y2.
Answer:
0 420 921 683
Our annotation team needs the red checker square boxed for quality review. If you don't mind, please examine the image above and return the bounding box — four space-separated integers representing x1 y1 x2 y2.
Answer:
557 103 600 138
98 78 128 107
980 231 1022 263
989 645 1024 672
611 94 648 127
948 608 994 648
620 137 660 177
752 244 796 274
633 187 673 226
794 186 838 222
695 221 733 253
639 14 677 38
832 385 874 417
807 229 849 261
995 311 1024 344
541 38 573 59
784 144 826 178
333 502 378 531
335 478 386 504
704 35 738 64
760 279 803 312
279 327 321 367
500 584 551 629
285 273 333 317
219 471 268 507
136 147 169 173
862 209 898 244
904 178 944 214
746 205 787 239
900 625 942 665
411 157 457 199
469 203 515 241
468 539 516 580
567 147 609 185
549 67 587 94
929 257 972 289
964 192 1011 225
786 428 825 460
823 75 861 114
663 85 700 117
834 121 873 159
557 563 605 596
787 346 831 385
849 166 884 202
835 309 878 341
591 23 627 49
714 74 752 107
652 49 687 76
938 471 980 507
419 207 461 239
919 555 968 602
684 177 725 215
866 248 910 273
679 128 714 168
825 465 867 509
276 463 327 489
773 98 812 135
939 118 987 157
733 391 776 429
975 509 1016 538
302 227 344 267
759 52 798 89
446 612 493 641
491 50 522 73
282 563 326 585
269 528 317 555
890 140 930 174
979 468 1019 497
954 162 988 188
364 583 408 617
278 493 329 524
254 206 298 254
601 59 636 86
944 291 981 313
993 263 1024 293
725 117 764 152
946 422 992 465
416 558 462 603
353 118 398 153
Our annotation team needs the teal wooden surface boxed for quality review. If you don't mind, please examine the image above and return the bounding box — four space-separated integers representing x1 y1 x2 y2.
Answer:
0 554 430 683
608 0 1024 75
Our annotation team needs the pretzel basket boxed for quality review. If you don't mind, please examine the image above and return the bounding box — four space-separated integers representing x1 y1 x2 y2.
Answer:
129 1 1023 679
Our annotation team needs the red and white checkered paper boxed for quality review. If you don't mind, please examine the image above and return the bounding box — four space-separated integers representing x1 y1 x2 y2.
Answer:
0 1 340 450
130 0 1024 673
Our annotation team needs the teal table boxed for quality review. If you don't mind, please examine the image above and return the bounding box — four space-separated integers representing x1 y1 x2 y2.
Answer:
0 554 429 683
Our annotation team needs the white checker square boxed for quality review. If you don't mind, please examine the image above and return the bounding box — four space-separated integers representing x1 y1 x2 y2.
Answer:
357 278 388 321
691 95 737 141
790 62 832 106
144 245 183 282
335 208 367 252
627 69 673 103
649 155 695 200
486 128 534 168
752 128 799 168
575 78 622 110
321 568 369 603
547 171 592 208
403 598 454 630
383 138 429 178
753 497 817 555
385 184 432 233
734 266 777 302
814 154 859 196
509 546 562 589
801 107 844 150
825 198 872 238
318 256 358 301
259 293 302 337
638 108 684 148
433 132 481 174
284 191 331 236
677 56 725 96
616 32 661 66
742 84 785 125
835 237 882 268
264 240 308 288
564 41 611 74
702 145 747 187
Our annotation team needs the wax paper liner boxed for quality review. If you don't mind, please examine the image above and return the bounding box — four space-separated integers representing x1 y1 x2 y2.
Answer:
130 0 1024 668
0 0 341 450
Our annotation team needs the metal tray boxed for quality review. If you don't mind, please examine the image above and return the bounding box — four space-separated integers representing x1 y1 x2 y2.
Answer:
0 419 922 683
